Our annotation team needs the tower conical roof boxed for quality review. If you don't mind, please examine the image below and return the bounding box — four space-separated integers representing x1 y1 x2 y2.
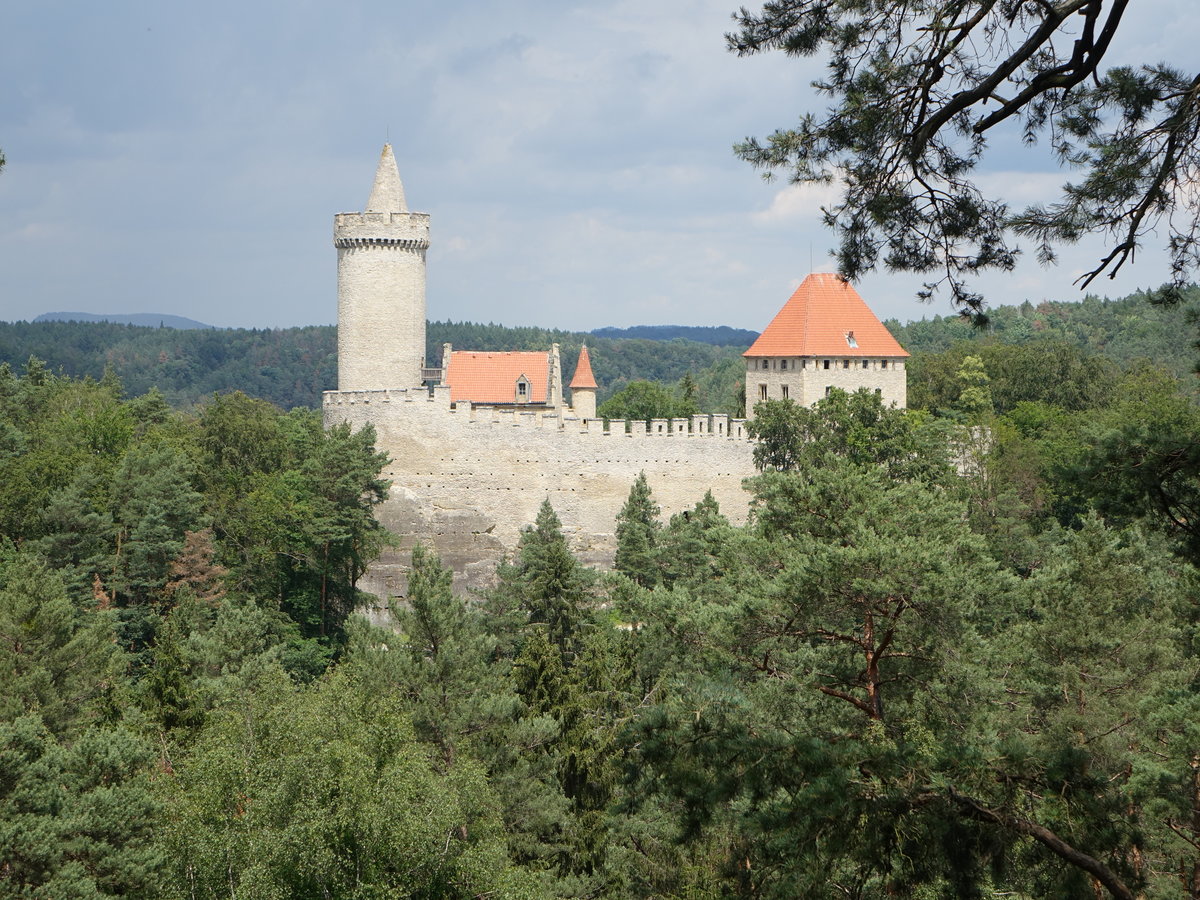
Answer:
744 273 908 358
366 144 407 213
569 345 598 389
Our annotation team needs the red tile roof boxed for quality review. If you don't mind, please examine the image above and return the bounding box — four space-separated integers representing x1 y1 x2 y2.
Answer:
744 273 909 358
445 351 550 404
569 345 598 390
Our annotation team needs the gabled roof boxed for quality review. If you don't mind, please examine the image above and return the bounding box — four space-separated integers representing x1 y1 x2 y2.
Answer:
744 273 909 358
569 345 598 390
444 351 550 404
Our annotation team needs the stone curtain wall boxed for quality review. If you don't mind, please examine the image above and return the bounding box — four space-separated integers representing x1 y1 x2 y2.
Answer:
324 388 756 601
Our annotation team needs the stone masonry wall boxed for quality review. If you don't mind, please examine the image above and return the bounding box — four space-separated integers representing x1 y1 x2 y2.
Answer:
335 211 430 391
746 356 907 409
324 387 757 605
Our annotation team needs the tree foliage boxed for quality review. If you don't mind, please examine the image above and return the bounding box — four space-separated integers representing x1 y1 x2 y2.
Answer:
746 387 954 483
3 325 1200 897
730 0 1200 314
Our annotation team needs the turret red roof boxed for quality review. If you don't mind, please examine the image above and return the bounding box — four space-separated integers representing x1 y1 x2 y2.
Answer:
444 351 550 404
744 273 908 358
569 345 598 390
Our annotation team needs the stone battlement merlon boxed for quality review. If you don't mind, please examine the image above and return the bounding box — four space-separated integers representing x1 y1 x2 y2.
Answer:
334 212 430 247
323 390 750 440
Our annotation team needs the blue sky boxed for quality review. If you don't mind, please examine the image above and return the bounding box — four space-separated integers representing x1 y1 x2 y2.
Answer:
1 1 1195 331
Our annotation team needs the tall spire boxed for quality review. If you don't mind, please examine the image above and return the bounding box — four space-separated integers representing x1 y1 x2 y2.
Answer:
366 143 407 213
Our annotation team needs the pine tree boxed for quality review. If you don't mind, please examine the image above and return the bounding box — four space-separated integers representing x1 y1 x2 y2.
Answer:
614 472 662 587
506 500 591 661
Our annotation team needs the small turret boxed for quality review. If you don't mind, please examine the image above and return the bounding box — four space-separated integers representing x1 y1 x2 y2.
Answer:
569 345 598 419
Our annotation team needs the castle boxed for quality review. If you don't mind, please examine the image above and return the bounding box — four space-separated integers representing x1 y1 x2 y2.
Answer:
323 146 906 598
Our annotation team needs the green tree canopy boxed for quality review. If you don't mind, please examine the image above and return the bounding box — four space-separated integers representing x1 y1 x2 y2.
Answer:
746 388 954 483
597 379 697 423
614 472 662 588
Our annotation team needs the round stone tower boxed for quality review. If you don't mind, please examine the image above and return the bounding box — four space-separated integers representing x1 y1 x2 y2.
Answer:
334 144 430 390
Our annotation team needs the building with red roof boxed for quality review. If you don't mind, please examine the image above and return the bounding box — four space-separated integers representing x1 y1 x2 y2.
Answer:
440 344 564 410
744 273 908 410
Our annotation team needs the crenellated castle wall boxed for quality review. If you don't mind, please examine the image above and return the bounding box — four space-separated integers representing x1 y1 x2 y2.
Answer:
323 386 757 600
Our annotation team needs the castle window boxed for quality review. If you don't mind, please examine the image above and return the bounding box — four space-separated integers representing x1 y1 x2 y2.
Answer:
846 330 858 348
801 360 807 369
842 359 850 369
823 359 830 370
862 359 869 369
780 359 787 370
781 385 789 400
825 386 832 397
881 360 888 369
758 384 767 401
761 359 769 370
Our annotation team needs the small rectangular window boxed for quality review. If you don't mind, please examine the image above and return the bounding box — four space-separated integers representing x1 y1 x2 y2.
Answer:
823 359 830 370
801 359 807 369
780 359 787 370
881 360 888 369
781 385 789 400
825 386 832 397
843 359 850 369
862 359 869 369
761 359 769 370
758 384 768 401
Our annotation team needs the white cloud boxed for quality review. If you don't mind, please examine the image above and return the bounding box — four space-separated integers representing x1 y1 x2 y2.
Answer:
0 0 1192 330
752 181 842 225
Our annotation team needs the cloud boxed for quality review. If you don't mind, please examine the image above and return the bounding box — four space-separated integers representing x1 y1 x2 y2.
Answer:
752 181 842 225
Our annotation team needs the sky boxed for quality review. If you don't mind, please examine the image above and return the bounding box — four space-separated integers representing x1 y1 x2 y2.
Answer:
1 0 1196 333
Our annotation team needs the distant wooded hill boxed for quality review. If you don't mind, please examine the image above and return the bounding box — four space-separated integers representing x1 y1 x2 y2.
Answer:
34 311 216 330
0 319 746 412
887 287 1200 381
3 288 1195 411
589 324 759 346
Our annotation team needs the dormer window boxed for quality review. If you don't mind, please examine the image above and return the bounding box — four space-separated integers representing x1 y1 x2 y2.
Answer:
846 331 858 348
515 376 530 402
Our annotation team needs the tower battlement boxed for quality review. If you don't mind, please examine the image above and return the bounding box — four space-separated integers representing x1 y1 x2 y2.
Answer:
333 212 430 248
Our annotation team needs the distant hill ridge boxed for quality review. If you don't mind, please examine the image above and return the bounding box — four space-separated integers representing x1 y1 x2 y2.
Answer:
590 324 758 346
35 312 216 330
9 288 1195 411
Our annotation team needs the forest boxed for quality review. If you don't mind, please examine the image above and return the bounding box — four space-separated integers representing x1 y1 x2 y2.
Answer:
0 319 746 414
2 284 1196 419
3 283 1200 897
